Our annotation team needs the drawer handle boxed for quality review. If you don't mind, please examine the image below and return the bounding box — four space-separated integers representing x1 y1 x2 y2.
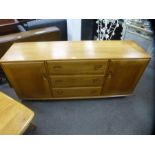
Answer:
53 65 62 70
56 90 63 95
55 80 62 83
94 65 103 70
90 90 97 95
92 79 99 83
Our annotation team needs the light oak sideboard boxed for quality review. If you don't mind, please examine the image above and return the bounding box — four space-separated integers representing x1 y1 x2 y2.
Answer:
0 41 151 100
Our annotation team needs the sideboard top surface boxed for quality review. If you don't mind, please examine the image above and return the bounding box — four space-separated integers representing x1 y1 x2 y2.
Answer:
0 40 151 62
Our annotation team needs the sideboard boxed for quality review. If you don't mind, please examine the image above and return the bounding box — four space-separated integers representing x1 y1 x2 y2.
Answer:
0 41 151 100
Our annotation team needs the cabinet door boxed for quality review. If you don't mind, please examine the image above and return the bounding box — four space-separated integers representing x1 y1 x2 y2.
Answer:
102 59 150 96
2 62 51 99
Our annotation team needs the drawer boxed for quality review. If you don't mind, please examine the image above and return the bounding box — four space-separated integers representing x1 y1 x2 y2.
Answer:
52 87 102 97
47 60 108 75
50 75 105 88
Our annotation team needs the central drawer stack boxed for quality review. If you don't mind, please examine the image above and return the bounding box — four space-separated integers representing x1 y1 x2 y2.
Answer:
46 60 108 98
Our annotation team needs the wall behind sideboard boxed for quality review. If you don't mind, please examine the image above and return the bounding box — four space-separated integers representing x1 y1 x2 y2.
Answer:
67 19 81 41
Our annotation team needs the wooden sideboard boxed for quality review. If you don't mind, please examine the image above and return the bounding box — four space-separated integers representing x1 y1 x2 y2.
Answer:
0 41 151 100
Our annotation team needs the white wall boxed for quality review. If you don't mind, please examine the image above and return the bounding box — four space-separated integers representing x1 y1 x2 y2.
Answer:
67 19 81 41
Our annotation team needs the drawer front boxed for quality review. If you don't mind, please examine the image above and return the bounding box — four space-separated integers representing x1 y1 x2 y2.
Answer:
50 75 104 88
52 87 102 97
47 60 108 75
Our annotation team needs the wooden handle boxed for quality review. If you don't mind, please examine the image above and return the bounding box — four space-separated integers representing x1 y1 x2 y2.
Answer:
92 78 99 83
94 64 103 70
41 67 47 80
90 90 97 95
107 74 112 79
55 79 62 83
56 90 63 95
53 65 62 70
42 73 47 80
107 71 112 79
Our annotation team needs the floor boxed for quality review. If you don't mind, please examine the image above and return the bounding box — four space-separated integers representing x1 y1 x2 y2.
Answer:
0 64 154 135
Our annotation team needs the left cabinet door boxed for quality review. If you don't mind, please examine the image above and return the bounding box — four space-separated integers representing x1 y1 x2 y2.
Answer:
2 62 51 99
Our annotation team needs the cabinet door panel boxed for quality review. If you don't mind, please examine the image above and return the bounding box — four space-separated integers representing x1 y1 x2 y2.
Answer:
102 59 149 95
2 62 51 99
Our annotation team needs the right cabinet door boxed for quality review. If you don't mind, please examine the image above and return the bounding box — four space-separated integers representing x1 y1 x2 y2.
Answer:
102 59 150 96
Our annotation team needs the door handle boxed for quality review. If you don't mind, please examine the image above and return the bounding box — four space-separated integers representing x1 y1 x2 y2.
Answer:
42 73 47 80
107 71 112 79
41 67 47 80
107 74 112 79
